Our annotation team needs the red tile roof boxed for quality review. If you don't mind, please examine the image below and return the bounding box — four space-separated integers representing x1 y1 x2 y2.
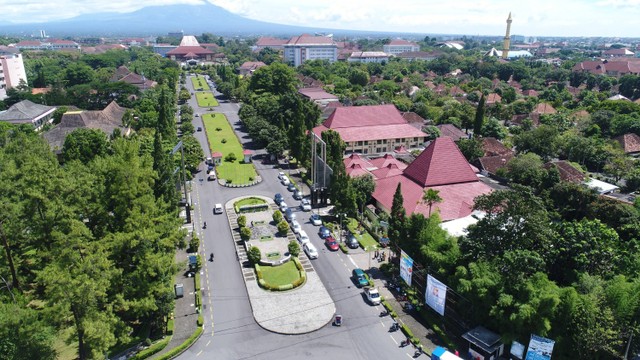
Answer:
477 154 513 175
287 34 335 46
166 46 214 56
298 87 339 101
344 153 374 169
371 163 404 179
615 133 640 154
369 153 408 170
346 163 372 177
403 137 479 187
544 161 585 183
437 124 467 141
238 61 266 70
401 112 425 124
388 39 418 46
532 102 557 114
212 152 223 158
481 137 512 157
486 93 502 104
522 89 538 97
256 37 288 47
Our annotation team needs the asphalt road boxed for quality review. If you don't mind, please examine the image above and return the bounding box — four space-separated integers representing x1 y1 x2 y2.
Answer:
176 76 423 359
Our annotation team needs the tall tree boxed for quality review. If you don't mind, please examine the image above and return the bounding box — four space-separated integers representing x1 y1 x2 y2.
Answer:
152 131 175 202
389 183 407 252
473 93 486 137
156 85 174 139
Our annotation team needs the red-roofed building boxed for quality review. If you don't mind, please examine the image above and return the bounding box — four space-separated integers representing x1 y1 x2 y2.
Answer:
237 61 266 76
486 93 502 105
481 138 512 157
298 87 339 107
573 59 640 77
254 37 288 51
437 124 467 141
371 137 492 221
383 39 420 55
544 161 585 183
166 36 215 63
401 112 426 129
476 154 513 177
370 153 408 170
312 105 427 155
110 66 157 91
284 34 337 66
615 133 640 155
604 48 635 57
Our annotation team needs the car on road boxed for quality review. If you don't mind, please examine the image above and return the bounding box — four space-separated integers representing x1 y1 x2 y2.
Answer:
214 203 223 214
310 214 322 226
304 243 318 259
300 199 312 212
285 208 296 223
287 183 296 192
293 190 303 200
278 172 286 180
345 233 359 249
364 286 381 305
318 226 331 238
207 172 217 181
281 177 290 186
297 230 310 246
291 220 301 234
325 236 339 251
279 201 288 212
352 268 369 287
274 193 284 205
197 126 202 132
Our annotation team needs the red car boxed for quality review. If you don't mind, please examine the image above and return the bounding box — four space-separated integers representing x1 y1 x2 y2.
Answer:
325 236 339 251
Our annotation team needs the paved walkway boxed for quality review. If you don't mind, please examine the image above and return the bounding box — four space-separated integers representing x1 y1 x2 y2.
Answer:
224 196 336 334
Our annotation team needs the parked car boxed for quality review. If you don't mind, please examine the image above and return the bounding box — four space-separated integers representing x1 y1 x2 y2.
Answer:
281 177 290 186
293 190 303 200
345 233 359 249
278 172 286 180
304 243 318 259
274 193 284 205
364 286 381 305
197 127 202 132
310 214 322 226
285 208 296 222
297 230 310 246
300 199 312 211
318 226 331 238
325 236 339 251
207 172 217 181
352 268 369 287
279 201 288 212
214 203 223 214
287 183 296 192
291 220 301 234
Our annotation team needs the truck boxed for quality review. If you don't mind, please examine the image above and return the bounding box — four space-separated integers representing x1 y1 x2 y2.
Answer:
364 286 381 305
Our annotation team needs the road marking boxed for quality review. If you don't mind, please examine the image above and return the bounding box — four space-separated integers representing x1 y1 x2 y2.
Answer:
389 335 399 345
196 350 202 357
206 340 210 347
348 255 358 268
405 354 413 359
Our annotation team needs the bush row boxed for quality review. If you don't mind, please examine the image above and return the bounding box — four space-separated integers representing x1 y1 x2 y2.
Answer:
167 317 174 336
400 324 420 345
131 336 171 360
194 272 201 292
197 314 204 327
153 327 203 360
339 243 349 254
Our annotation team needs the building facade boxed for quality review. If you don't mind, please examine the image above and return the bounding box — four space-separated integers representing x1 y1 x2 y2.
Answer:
383 39 420 55
284 35 337 67
0 52 28 100
347 51 391 63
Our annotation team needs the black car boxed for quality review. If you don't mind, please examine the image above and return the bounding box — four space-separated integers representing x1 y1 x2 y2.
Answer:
318 226 331 239
287 183 296 192
274 193 284 205
293 190 303 200
345 233 359 249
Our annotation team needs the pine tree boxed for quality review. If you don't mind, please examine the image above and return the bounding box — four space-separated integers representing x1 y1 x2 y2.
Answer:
389 183 406 252
473 93 486 137
152 131 176 203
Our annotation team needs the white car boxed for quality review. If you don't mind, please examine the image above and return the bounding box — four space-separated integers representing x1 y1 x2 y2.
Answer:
310 214 322 226
300 199 312 212
279 201 288 212
297 230 310 246
214 203 223 214
291 220 301 234
303 243 318 259
278 171 286 180
281 177 290 186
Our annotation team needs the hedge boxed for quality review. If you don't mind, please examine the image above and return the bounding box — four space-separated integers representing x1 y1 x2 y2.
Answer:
167 318 174 336
153 326 203 360
197 314 204 327
195 292 201 307
400 324 420 345
131 337 171 360
194 273 201 292
339 243 349 253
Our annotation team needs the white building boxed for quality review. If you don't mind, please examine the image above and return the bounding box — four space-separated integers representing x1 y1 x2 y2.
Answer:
284 34 337 67
347 51 391 63
0 52 28 100
383 39 420 55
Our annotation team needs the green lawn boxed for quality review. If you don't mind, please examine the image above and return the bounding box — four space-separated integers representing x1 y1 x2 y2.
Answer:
347 218 379 249
203 113 256 184
195 92 219 107
190 76 210 91
260 261 301 287
235 197 267 208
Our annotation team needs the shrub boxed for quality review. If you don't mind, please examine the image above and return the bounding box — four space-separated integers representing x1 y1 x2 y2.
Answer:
249 177 254 181
197 315 204 327
152 327 203 360
293 257 304 271
278 284 293 291
339 243 349 253
225 152 236 162
195 254 202 271
131 337 171 359
288 240 300 257
194 272 201 292
277 220 289 235
144 338 152 346
216 127 222 131
237 215 247 228
248 246 261 264
240 226 252 240
273 210 283 223
166 318 174 335
189 234 200 253
221 138 227 144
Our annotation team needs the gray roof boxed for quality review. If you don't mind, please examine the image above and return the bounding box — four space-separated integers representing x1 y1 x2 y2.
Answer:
42 101 130 151
0 100 56 123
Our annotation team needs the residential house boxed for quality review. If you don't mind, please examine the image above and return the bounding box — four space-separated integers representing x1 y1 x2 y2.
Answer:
312 104 427 155
437 124 467 141
42 102 131 152
284 34 337 67
474 137 515 177
530 102 557 125
110 66 157 91
383 39 420 55
401 112 426 130
603 48 635 57
298 87 340 107
486 93 502 105
0 100 56 130
615 133 640 155
237 61 266 76
371 137 493 222
572 59 640 77
544 161 585 183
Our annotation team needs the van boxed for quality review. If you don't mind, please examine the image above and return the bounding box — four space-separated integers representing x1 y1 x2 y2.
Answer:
285 208 296 222
214 203 223 214
352 268 369 287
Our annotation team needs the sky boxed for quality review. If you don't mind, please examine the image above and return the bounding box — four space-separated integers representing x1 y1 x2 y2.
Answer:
1 0 639 37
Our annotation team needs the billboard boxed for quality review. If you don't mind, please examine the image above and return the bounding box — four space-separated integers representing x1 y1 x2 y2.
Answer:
399 250 414 286
525 334 555 360
510 341 525 360
426 274 447 316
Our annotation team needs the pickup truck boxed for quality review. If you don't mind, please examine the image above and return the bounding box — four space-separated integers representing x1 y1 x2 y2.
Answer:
364 286 381 305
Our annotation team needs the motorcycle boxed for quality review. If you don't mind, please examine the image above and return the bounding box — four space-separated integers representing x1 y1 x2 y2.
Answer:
390 321 399 332
209 253 214 262
400 338 411 347
203 222 207 229
379 309 389 317
413 346 423 358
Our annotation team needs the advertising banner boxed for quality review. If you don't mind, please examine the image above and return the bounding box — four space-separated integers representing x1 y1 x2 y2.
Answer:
510 341 525 359
426 274 447 316
525 334 555 360
399 250 414 286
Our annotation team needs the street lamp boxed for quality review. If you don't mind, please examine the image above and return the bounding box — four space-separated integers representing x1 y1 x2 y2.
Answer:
339 213 346 243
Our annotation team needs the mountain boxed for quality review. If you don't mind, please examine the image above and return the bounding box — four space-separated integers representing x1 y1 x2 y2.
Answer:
0 2 336 37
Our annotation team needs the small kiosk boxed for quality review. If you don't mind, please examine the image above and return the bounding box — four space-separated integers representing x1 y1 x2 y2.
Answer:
462 326 504 360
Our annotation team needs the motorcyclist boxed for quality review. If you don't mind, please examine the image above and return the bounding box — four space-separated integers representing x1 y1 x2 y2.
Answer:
203 221 207 229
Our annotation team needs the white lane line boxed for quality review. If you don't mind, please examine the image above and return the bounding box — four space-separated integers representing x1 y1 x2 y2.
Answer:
206 340 210 347
196 350 203 356
347 255 358 268
389 335 399 345
405 354 413 359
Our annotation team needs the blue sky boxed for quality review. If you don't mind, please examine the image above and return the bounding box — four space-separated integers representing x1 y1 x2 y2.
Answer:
1 0 639 37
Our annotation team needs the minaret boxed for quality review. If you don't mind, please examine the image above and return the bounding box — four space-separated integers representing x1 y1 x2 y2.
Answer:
502 12 512 59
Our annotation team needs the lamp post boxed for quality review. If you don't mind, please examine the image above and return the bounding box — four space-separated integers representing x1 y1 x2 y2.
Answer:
339 213 345 243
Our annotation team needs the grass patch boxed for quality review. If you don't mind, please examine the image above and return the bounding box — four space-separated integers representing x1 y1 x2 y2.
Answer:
260 235 273 242
190 76 210 91
347 218 378 249
195 92 219 107
260 261 300 287
266 252 281 259
203 113 256 184
53 327 78 360
235 197 267 208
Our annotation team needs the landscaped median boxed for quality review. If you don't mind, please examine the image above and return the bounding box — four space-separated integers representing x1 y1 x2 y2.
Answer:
203 113 257 185
195 92 219 107
190 75 210 91
256 258 306 291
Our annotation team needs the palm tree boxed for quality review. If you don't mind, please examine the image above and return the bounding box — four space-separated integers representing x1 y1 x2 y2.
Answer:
420 188 442 216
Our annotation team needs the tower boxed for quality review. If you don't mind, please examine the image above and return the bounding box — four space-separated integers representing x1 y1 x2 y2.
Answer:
502 12 512 59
